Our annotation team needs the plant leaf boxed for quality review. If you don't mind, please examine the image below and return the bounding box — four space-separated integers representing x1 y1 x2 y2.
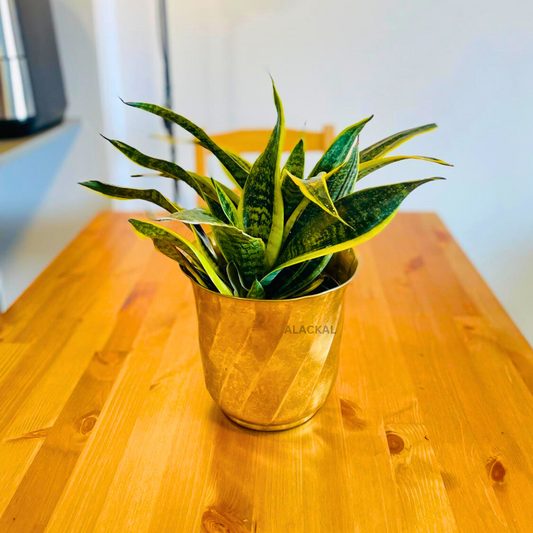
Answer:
286 170 350 226
167 169 239 205
283 122 369 240
129 219 232 295
247 279 266 299
280 276 324 299
203 194 227 222
213 178 239 226
358 155 453 180
282 161 351 241
226 262 247 297
259 268 283 288
225 148 252 172
133 166 240 207
153 238 209 289
123 101 249 188
238 80 285 269
102 136 220 200
272 255 332 299
79 181 180 213
194 144 252 189
336 140 360 198
160 208 266 288
309 116 371 178
160 208 231 227
207 178 240 206
281 139 305 221
360 123 437 162
275 178 443 270
211 226 266 289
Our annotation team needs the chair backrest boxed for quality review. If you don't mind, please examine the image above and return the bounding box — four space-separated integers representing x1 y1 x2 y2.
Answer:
195 125 335 176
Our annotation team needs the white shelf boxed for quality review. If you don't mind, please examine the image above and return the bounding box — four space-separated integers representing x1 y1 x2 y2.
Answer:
0 119 80 167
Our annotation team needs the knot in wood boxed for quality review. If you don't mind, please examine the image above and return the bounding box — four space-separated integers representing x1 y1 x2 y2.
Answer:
386 431 405 454
340 398 367 430
487 456 506 483
77 410 100 436
201 508 250 533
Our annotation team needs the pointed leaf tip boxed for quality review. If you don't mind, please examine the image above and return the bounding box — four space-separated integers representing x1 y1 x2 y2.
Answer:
123 101 142 108
277 177 443 271
361 123 440 162
246 279 266 299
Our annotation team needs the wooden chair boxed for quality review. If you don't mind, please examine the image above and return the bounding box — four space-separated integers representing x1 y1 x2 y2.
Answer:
195 125 335 176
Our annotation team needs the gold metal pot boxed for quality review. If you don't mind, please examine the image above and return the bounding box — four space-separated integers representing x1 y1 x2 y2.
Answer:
190 249 358 431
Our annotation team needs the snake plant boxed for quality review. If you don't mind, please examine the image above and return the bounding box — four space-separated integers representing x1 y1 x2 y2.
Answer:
80 81 450 299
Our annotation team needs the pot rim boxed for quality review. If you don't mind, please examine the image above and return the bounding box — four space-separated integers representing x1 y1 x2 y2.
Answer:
188 248 360 303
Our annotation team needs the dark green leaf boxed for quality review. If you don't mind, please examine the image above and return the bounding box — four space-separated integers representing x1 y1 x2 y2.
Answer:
203 194 227 222
283 161 351 241
79 181 180 214
286 170 349 226
213 178 239 226
281 139 305 221
309 116 372 177
259 268 283 287
102 136 218 201
276 178 444 270
153 238 209 289
225 148 252 172
238 81 285 268
160 208 267 288
360 123 437 162
226 262 247 297
336 141 360 198
247 279 266 299
272 255 332 299
192 225 219 267
129 219 232 295
159 208 231 227
280 276 324 299
123 101 249 188
212 226 266 288
358 155 453 181
284 121 369 240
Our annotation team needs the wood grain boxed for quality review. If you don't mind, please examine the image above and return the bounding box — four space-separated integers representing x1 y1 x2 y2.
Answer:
0 211 532 532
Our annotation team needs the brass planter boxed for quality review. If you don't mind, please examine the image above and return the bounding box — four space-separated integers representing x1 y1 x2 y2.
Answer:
190 250 358 431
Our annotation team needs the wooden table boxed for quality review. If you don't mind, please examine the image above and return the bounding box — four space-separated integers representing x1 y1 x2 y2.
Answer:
1 212 532 532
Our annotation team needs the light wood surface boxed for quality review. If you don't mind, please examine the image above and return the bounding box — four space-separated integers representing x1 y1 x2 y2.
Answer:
1 211 532 532
195 125 335 175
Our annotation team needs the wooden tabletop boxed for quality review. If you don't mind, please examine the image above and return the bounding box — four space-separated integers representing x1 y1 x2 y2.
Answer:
1 212 532 532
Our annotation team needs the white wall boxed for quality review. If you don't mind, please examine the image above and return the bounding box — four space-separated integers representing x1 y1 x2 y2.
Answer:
92 0 234 209
0 0 110 307
91 0 180 210
88 0 533 344
198 0 533 344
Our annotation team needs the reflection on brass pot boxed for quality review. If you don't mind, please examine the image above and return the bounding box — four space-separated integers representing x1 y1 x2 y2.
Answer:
191 249 359 431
